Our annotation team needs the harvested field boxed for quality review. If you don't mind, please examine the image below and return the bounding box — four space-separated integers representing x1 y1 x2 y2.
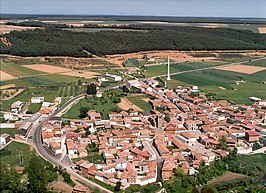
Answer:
23 64 70 73
0 70 16 81
0 84 16 90
118 98 143 112
0 25 38 34
41 20 58 23
258 27 266 34
216 64 266 74
208 172 248 185
200 23 229 28
21 64 99 79
60 71 99 79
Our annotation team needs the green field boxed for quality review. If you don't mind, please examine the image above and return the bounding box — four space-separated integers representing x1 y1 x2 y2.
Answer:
202 82 266 105
0 141 32 167
169 68 266 104
1 62 44 77
74 153 105 164
0 128 17 138
171 68 266 86
0 87 59 112
40 74 95 84
21 76 62 86
127 95 152 112
0 78 33 87
27 103 42 113
242 58 266 67
63 94 120 119
144 61 226 77
57 84 85 97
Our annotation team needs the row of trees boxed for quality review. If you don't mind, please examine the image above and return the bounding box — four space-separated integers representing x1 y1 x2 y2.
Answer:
1 25 265 57
6 21 70 28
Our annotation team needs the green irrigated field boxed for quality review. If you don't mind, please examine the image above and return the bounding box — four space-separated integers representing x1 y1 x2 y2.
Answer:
242 58 266 67
171 68 266 87
21 76 62 86
169 67 266 104
144 61 226 77
39 74 88 83
0 141 32 167
1 62 44 77
202 82 266 105
0 78 32 87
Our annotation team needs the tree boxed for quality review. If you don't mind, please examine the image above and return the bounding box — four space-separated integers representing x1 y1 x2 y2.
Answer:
87 143 99 153
165 115 170 123
86 83 96 95
114 181 121 191
227 118 234 124
26 154 48 193
79 106 89 118
217 136 229 151
122 85 129 93
0 164 24 192
201 186 218 193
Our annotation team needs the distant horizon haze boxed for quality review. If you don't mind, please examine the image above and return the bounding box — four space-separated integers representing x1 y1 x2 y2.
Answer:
1 0 266 18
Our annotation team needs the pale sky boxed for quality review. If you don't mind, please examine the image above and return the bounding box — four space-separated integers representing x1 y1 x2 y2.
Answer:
1 0 266 18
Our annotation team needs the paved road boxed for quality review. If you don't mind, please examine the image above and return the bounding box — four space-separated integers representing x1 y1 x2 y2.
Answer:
250 147 266 155
32 94 113 193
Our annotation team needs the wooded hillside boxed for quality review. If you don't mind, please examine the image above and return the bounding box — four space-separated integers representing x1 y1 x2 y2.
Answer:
1 26 265 57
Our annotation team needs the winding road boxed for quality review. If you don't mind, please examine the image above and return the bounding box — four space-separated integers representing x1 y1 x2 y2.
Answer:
32 94 113 193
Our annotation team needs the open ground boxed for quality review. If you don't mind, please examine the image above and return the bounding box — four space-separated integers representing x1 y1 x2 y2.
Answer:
208 172 248 185
258 27 266 34
118 98 143 112
0 84 16 90
23 64 99 79
0 25 39 34
215 64 266 74
22 64 70 73
0 70 16 81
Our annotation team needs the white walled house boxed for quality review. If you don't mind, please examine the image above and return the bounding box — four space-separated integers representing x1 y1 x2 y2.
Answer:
31 97 44 104
0 134 11 145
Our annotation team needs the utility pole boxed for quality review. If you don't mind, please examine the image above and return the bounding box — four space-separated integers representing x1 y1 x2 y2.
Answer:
21 151 23 165
167 56 171 81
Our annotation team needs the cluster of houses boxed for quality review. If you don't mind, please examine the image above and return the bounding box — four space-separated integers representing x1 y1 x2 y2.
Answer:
37 80 265 189
4 96 62 121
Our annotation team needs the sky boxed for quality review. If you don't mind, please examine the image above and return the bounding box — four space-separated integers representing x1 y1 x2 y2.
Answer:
1 0 266 18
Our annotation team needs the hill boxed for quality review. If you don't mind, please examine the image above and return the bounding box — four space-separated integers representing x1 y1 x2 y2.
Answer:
1 26 266 57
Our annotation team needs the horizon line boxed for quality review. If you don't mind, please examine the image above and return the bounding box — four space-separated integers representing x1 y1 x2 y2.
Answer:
1 13 266 20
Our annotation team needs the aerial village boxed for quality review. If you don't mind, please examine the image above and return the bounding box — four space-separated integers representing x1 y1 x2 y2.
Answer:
2 70 266 190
